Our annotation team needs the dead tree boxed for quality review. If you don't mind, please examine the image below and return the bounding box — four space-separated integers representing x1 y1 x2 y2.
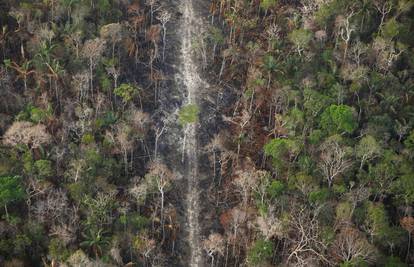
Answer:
156 10 171 61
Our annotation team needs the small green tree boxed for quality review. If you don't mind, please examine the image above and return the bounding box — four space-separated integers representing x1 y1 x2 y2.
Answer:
178 104 200 126
114 83 139 103
34 159 54 178
0 176 25 219
80 228 110 258
320 104 357 134
288 29 313 55
247 239 274 265
264 138 301 171
260 0 278 10
356 135 382 169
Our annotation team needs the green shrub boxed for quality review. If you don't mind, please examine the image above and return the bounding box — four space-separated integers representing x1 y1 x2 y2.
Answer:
320 104 357 134
34 160 54 178
247 239 274 265
266 180 285 199
309 188 330 203
178 104 200 126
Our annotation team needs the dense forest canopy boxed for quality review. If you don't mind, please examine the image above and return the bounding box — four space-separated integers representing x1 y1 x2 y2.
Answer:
0 0 413 266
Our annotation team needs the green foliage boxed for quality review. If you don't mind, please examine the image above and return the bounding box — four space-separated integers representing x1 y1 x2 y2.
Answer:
16 104 51 123
320 104 357 134
309 188 330 204
13 234 31 255
247 239 274 265
260 0 278 10
382 18 401 40
80 228 110 257
49 238 70 261
335 201 353 222
365 202 391 241
340 259 368 267
178 104 200 126
81 133 95 145
263 54 277 72
266 180 285 199
34 160 54 178
100 74 112 92
303 88 332 117
288 29 312 53
0 176 25 208
129 214 150 231
385 256 408 267
403 130 414 149
209 26 225 45
285 108 304 135
308 129 323 144
97 0 111 13
264 138 300 159
114 83 139 103
392 173 414 205
22 150 34 174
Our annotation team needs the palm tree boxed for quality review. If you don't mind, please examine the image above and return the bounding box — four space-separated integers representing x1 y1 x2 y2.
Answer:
80 228 111 259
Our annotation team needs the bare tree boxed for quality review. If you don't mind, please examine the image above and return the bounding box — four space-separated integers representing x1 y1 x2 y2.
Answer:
373 0 393 32
255 211 283 240
205 133 226 182
203 233 225 267
64 31 82 59
145 0 160 25
146 161 175 239
72 71 90 102
154 124 166 159
286 207 331 266
331 226 376 264
233 167 259 208
156 10 171 61
129 176 149 206
3 121 52 149
115 123 135 176
100 23 124 59
318 138 352 187
81 38 106 94
336 11 355 62
372 37 404 72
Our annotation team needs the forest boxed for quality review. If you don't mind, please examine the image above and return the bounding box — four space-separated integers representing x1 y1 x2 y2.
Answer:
0 0 413 266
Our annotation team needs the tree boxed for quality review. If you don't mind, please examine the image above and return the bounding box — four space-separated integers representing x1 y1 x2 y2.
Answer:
114 83 140 105
247 239 274 266
336 11 355 61
4 58 35 91
331 226 376 265
320 105 357 134
255 212 283 240
203 233 225 267
3 121 52 149
260 0 278 12
115 122 135 175
145 161 175 238
233 168 259 208
364 202 390 242
0 176 25 219
286 207 330 266
156 10 171 61
179 104 200 162
356 135 382 169
400 216 414 262
81 38 106 94
100 23 124 59
264 138 301 172
318 137 352 187
288 29 313 56
80 228 110 259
